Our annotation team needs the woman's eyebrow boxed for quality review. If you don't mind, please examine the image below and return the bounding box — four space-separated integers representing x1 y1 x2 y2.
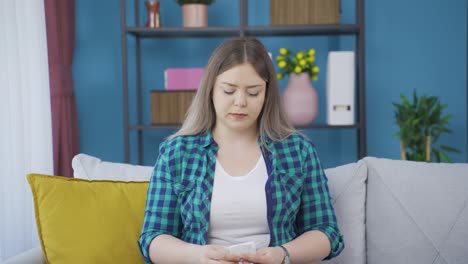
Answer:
221 82 264 88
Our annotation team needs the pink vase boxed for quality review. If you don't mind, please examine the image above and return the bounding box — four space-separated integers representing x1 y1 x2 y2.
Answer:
182 4 208 27
282 73 318 125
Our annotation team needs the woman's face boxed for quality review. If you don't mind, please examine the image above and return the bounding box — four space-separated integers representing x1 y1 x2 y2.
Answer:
212 63 266 133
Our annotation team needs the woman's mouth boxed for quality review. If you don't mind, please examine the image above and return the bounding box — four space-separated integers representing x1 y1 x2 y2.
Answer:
229 113 248 119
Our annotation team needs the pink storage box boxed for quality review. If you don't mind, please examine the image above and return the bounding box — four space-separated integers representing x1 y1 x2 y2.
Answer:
164 68 204 90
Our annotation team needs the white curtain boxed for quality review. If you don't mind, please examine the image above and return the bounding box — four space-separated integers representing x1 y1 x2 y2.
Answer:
0 0 54 261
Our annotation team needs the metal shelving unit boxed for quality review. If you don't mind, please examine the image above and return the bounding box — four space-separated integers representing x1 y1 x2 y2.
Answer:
120 0 366 164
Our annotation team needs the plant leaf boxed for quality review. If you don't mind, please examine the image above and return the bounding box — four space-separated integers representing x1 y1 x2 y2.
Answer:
440 145 461 153
439 151 452 163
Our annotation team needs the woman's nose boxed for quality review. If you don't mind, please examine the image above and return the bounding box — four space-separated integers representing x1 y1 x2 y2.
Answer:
234 92 247 107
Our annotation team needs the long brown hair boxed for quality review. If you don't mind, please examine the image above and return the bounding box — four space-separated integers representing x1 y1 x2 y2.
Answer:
169 37 296 146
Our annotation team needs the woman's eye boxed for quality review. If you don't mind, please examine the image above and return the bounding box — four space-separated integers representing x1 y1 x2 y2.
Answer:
248 93 259 97
223 90 235 95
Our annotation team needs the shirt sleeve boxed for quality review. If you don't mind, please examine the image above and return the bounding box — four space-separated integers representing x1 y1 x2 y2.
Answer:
138 142 181 263
296 141 345 260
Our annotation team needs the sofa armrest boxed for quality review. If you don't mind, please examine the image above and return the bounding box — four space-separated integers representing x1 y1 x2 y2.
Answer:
3 246 44 264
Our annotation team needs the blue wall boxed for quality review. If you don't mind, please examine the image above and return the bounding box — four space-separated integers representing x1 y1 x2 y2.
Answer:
74 0 467 168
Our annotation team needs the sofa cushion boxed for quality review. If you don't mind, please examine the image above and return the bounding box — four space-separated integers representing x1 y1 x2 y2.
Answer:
72 153 152 181
70 153 368 263
27 174 148 264
364 157 468 264
323 160 367 264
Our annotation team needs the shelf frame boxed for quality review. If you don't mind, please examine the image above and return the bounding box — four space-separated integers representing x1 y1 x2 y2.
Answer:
120 0 366 164
356 0 367 159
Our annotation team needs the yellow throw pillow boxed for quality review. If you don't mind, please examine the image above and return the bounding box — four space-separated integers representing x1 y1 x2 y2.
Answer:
27 173 149 264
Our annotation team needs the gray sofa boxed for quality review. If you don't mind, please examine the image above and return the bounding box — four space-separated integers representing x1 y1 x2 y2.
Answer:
4 157 468 264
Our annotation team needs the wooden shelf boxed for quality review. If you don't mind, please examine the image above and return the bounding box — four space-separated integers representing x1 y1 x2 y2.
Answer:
296 123 361 129
245 24 360 37
126 24 359 38
126 27 241 38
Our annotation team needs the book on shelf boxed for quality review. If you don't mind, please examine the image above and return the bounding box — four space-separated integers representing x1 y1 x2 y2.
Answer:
164 68 204 91
326 51 355 125
270 0 340 25
150 90 196 125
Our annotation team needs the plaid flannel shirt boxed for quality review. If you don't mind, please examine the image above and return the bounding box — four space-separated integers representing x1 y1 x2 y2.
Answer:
138 132 344 263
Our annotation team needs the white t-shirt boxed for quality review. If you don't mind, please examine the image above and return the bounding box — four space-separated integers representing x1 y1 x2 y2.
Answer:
207 156 270 250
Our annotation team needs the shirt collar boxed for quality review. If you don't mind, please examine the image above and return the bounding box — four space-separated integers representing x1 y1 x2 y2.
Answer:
199 130 274 150
199 130 215 148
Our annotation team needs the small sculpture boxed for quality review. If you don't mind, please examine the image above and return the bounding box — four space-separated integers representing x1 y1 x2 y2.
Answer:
145 1 160 28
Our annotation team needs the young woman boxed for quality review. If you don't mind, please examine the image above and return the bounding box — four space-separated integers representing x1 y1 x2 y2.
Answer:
139 37 344 264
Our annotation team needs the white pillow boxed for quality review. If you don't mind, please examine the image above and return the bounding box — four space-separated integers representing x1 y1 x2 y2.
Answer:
323 160 367 264
72 153 153 181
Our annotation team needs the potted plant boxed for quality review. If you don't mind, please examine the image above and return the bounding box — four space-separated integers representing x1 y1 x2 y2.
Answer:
275 47 320 125
176 0 215 27
392 90 460 162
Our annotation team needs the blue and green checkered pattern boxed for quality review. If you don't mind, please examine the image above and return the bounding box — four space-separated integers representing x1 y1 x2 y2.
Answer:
138 132 344 263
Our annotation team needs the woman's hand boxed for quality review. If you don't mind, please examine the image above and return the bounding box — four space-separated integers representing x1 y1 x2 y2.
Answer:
196 245 242 264
240 247 285 264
